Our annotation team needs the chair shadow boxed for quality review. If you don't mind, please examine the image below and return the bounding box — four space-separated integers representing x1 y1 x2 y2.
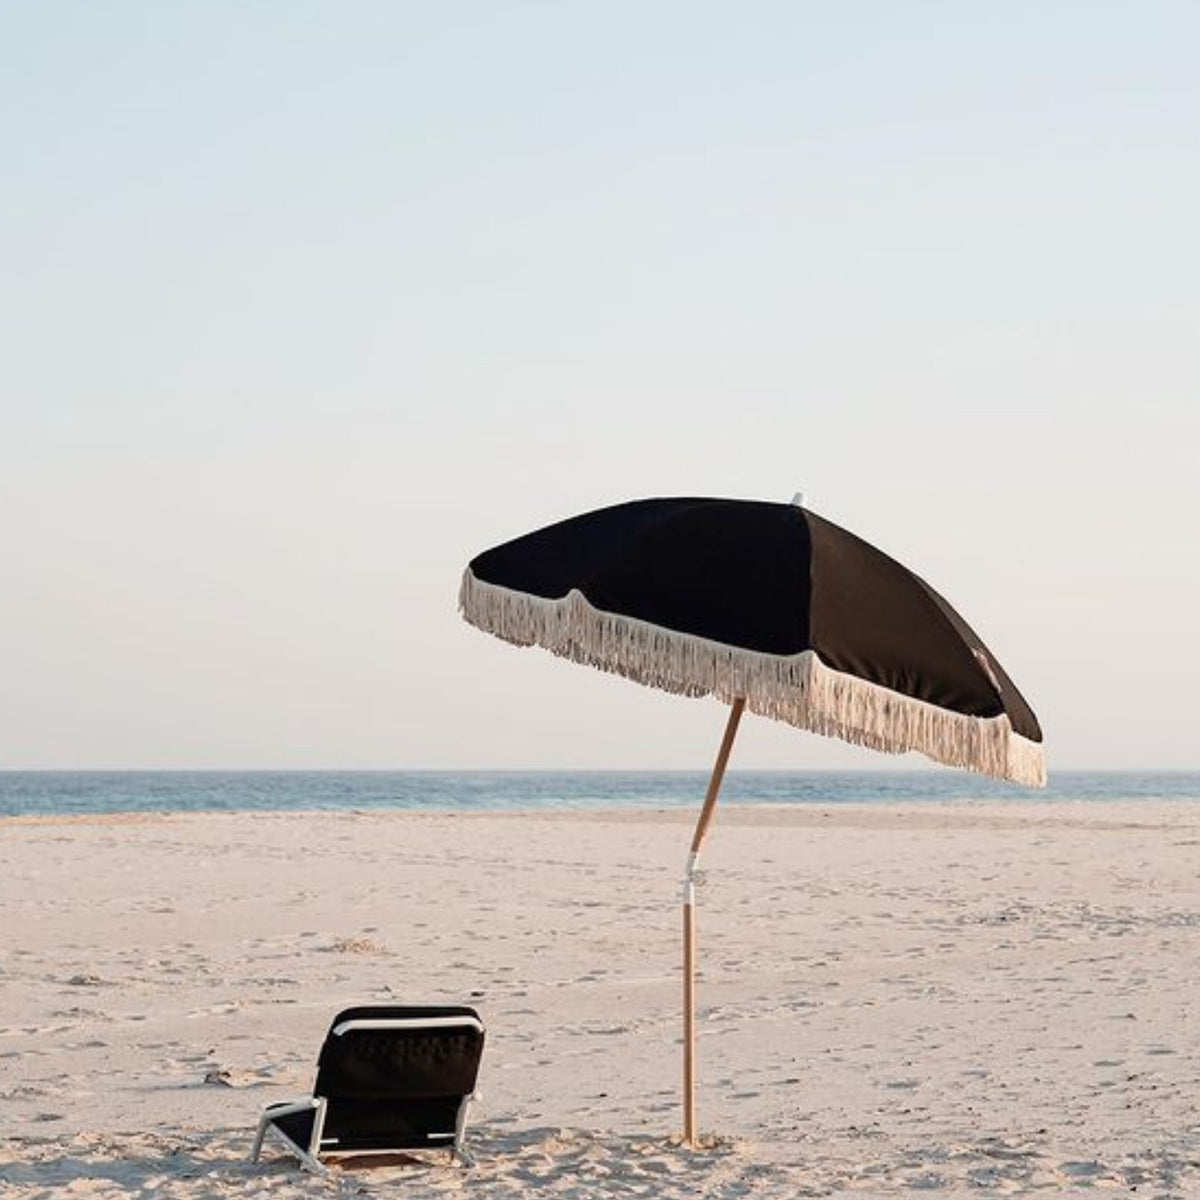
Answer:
2 1138 276 1190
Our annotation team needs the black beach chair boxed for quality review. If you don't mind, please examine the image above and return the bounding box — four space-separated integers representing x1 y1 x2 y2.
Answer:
250 1005 485 1173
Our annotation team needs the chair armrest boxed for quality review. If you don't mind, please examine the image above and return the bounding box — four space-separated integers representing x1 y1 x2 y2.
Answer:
263 1097 320 1119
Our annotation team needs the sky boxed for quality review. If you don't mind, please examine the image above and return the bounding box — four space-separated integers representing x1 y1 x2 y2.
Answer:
2 1 1197 771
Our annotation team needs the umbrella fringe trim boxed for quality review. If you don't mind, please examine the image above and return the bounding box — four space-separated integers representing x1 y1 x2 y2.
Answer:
459 570 1046 788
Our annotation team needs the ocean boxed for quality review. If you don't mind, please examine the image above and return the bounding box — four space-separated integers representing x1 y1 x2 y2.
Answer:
0 769 1197 818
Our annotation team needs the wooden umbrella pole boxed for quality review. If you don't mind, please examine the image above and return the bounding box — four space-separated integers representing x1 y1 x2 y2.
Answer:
682 696 746 1147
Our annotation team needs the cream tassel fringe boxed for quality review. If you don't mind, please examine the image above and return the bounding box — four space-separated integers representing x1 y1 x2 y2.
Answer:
459 570 1046 789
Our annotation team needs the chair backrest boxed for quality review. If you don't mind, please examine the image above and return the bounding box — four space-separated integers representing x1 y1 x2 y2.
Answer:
312 1005 485 1152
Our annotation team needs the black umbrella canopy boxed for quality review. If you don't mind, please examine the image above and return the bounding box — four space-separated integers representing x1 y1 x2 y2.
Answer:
460 497 1044 787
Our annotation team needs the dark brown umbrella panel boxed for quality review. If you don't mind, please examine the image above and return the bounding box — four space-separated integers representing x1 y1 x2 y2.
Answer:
459 495 1044 1142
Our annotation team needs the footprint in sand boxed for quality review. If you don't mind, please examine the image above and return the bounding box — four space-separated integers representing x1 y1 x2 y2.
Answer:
185 1001 241 1018
906 1173 946 1190
1058 1160 1112 1182
203 1068 271 1088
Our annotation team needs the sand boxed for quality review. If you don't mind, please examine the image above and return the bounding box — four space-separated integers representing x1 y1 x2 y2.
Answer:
2 800 1199 1198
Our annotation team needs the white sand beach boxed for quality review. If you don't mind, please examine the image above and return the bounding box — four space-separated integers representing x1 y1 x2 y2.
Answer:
2 801 1199 1198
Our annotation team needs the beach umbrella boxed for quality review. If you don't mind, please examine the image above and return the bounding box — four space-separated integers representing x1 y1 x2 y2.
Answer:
459 495 1044 1144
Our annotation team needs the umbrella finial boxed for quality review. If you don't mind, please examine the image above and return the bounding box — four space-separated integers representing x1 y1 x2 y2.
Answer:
791 492 806 507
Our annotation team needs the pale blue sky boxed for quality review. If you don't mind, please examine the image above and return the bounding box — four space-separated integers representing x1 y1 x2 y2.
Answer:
2 2 1197 769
